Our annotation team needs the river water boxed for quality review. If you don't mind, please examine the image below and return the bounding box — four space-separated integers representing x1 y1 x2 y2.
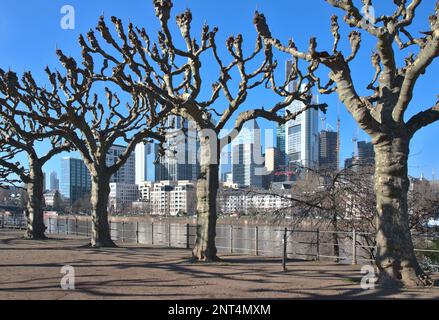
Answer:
42 216 371 264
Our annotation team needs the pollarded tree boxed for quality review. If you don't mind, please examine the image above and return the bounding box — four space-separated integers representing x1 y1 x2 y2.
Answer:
5 60 169 247
79 0 327 261
254 0 439 286
0 70 71 239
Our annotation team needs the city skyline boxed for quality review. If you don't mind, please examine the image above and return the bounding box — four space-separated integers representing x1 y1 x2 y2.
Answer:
1 0 438 295
1 0 437 181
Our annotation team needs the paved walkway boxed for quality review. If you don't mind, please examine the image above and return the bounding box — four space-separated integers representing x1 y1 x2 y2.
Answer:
0 230 438 299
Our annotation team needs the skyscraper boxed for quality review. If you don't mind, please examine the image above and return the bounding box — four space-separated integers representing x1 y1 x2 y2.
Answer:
285 61 320 170
344 140 375 168
60 157 91 206
135 142 154 184
43 172 47 192
232 119 264 188
107 145 136 184
155 115 200 182
319 130 339 171
274 122 289 182
49 171 60 191
357 141 375 165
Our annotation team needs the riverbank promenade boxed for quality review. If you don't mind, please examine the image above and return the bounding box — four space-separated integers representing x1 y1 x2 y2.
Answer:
0 230 438 300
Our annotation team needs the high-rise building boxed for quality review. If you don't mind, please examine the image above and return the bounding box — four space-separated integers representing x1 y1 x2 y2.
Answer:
264 147 288 186
345 156 355 168
49 171 60 191
344 141 375 168
107 145 136 184
319 130 339 171
135 142 155 184
219 148 232 183
285 61 320 170
43 172 47 192
155 115 200 182
276 123 286 156
357 141 375 165
60 157 91 206
232 120 264 188
272 129 291 182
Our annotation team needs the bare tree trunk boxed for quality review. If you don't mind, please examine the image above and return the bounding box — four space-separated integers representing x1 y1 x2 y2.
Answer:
192 135 220 261
90 172 115 247
374 136 432 287
331 212 340 263
24 159 46 239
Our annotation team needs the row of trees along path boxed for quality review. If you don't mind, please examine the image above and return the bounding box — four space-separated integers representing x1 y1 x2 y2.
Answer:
0 0 438 287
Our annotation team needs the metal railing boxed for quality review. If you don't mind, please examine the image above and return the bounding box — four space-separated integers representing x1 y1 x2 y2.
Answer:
1 213 438 270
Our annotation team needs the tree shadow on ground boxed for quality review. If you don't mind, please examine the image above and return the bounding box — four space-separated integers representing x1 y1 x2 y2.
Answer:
1 231 438 299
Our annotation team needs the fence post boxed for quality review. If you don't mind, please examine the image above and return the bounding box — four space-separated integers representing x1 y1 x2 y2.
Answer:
282 227 288 271
230 225 233 254
122 221 125 242
168 223 171 247
136 221 139 244
48 217 51 233
75 218 78 236
56 217 59 234
151 222 154 245
1 213 4 229
255 226 259 256
352 228 357 265
86 220 89 237
316 229 320 261
66 218 69 235
186 224 190 249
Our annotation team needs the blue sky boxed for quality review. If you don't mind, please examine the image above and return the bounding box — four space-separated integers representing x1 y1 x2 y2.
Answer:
0 0 438 185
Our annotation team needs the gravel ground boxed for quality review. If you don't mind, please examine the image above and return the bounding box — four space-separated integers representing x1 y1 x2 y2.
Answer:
0 230 438 300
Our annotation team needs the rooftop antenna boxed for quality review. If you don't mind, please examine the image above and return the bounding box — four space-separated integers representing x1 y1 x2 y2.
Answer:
352 127 359 157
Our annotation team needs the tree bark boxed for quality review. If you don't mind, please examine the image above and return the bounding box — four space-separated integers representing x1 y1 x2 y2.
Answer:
192 134 220 262
90 171 115 247
24 159 46 239
374 135 432 287
331 212 340 263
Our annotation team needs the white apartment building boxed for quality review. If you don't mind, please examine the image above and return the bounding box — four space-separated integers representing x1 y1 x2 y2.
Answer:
169 183 196 216
220 189 292 215
150 182 173 216
138 181 153 202
44 190 58 207
140 180 196 216
109 183 139 212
